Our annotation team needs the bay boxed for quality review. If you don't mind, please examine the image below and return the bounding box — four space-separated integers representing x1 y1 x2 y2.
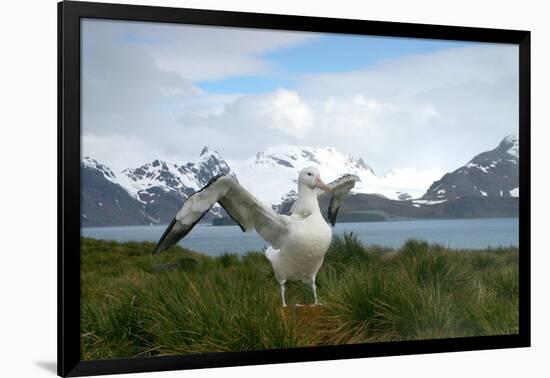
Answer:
81 218 519 256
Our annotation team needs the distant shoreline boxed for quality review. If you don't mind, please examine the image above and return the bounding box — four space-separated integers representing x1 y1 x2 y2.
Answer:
80 215 520 229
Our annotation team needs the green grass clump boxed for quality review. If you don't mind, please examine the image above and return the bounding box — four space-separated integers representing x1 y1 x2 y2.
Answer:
137 271 299 355
80 234 519 360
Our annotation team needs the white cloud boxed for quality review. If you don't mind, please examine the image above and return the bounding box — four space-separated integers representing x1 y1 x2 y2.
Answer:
299 44 517 99
82 19 315 82
172 44 518 172
81 19 317 168
217 89 315 139
293 44 518 171
82 134 163 172
81 19 519 174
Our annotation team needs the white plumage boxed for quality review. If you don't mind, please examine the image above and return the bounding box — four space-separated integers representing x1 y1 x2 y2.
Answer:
154 167 359 307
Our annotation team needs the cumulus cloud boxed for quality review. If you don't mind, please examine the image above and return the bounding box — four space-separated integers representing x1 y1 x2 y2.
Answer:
233 89 315 139
294 44 518 171
170 44 518 171
81 20 316 169
180 89 315 139
81 19 519 174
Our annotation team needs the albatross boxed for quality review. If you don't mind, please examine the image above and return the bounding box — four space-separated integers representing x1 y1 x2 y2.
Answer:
153 167 359 307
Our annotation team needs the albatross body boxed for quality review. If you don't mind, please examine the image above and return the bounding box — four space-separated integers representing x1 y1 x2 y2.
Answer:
153 166 359 307
265 168 333 306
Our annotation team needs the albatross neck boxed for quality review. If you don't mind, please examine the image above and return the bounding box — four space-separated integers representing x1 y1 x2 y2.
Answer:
295 183 321 215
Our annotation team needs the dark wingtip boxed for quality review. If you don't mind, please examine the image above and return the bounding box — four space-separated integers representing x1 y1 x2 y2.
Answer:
153 243 165 256
328 197 338 226
153 218 177 255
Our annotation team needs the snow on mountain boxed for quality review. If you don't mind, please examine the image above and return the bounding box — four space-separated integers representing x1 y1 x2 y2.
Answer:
230 145 443 205
422 134 519 201
81 156 118 183
81 157 156 227
118 147 233 201
84 145 442 212
81 135 519 227
194 147 234 185
81 147 234 225
118 159 196 201
230 145 370 206
502 134 519 158
368 168 446 201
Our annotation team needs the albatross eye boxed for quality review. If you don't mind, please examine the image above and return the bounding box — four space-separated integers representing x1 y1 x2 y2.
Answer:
307 172 312 176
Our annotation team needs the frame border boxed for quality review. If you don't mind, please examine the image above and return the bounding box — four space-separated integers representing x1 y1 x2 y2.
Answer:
58 1 531 376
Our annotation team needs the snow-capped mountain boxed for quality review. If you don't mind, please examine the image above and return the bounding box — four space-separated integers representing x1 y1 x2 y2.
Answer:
82 144 439 226
119 147 232 199
80 148 233 226
231 145 443 206
82 156 118 182
422 134 519 201
267 137 519 221
81 157 155 226
81 136 519 227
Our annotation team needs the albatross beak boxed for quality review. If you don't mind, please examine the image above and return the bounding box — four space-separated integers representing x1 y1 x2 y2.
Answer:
315 176 331 193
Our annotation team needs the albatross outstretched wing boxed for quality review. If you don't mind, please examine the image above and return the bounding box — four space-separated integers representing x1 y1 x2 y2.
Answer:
153 175 290 254
322 174 361 226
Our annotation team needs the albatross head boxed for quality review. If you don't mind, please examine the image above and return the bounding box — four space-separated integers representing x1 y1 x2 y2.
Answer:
298 167 331 193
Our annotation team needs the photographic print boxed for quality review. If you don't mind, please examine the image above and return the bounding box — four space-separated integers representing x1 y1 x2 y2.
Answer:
78 17 521 362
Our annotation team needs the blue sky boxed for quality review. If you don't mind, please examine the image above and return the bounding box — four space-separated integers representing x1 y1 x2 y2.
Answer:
197 34 471 94
82 19 518 173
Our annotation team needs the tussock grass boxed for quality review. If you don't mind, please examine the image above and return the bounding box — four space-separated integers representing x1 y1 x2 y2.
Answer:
80 234 519 360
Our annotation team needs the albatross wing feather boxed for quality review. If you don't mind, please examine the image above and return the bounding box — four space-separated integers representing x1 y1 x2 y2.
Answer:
322 174 360 226
154 175 290 254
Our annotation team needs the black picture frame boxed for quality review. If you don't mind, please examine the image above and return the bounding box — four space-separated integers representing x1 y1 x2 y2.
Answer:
58 1 531 376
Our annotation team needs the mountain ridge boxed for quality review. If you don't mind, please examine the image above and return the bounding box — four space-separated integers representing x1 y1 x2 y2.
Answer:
422 134 518 201
81 135 519 227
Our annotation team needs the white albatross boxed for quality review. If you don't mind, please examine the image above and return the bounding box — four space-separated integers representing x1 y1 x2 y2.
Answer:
153 167 360 307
